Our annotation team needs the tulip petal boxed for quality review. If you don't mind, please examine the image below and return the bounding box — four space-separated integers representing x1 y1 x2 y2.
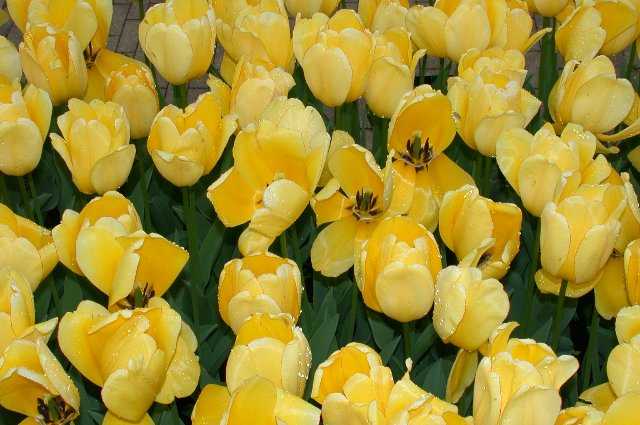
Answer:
375 262 434 322
156 335 199 403
602 392 640 425
207 167 259 228
76 225 125 295
0 119 44 176
500 386 562 425
329 144 383 198
311 216 359 277
594 256 629 320
311 179 352 226
607 341 640 397
103 412 155 425
302 43 352 107
91 144 136 195
446 349 478 403
142 23 193 85
191 384 230 425
52 210 82 274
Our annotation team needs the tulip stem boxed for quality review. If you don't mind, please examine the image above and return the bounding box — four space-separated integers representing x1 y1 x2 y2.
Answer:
371 114 389 166
173 83 189 109
17 175 35 221
0 174 8 204
279 231 289 258
420 56 428 85
435 58 450 92
27 173 44 225
538 17 557 119
625 42 637 85
549 279 568 351
523 216 540 334
49 276 63 318
182 186 200 330
136 153 152 231
289 226 302 268
402 322 413 360
581 302 599 390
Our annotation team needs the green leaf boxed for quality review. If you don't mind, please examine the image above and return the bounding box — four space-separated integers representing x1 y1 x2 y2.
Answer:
61 275 84 314
367 310 396 351
411 323 437 364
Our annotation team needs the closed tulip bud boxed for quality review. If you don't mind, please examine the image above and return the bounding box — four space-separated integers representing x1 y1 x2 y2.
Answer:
227 313 311 396
206 57 295 130
384 85 474 231
0 267 58 352
218 253 302 332
457 47 527 83
358 0 409 32
19 25 88 105
293 10 374 107
527 0 571 16
192 377 320 425
497 123 598 217
148 91 236 187
607 305 640 398
556 406 604 425
439 185 522 279
356 216 442 322
365 28 425 118
207 99 329 255
549 56 640 143
556 0 639 62
215 0 293 77
59 298 200 422
0 82 52 176
537 185 625 296
0 338 80 422
433 263 510 351
0 204 57 290
285 0 340 18
139 0 216 86
0 36 21 83
51 98 134 194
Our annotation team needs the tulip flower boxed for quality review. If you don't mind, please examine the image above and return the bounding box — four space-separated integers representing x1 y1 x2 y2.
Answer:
549 56 640 143
527 0 571 16
0 338 80 422
58 298 199 422
215 0 293 80
311 144 385 277
536 184 625 297
384 85 474 231
139 0 216 86
207 98 329 255
358 0 409 32
607 305 640 397
456 47 528 82
0 267 57 352
0 203 57 290
206 57 294 130
555 406 604 424
284 0 340 18
439 185 522 279
355 216 442 322
364 28 425 118
7 0 112 49
85 49 159 139
318 130 355 186
218 253 302 332
0 36 21 83
624 240 640 305
556 0 639 62
0 81 52 176
496 123 598 217
594 255 629 320
148 91 237 187
580 382 617 413
406 0 549 63
192 377 320 425
19 25 88 106
50 98 135 195
292 10 375 107
226 313 311 396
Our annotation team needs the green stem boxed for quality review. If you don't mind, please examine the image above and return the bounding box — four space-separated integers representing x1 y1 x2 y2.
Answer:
372 115 389 166
335 102 361 142
420 56 428 85
581 302 599 391
538 17 557 119
289 226 302 268
172 83 189 108
182 186 200 329
137 0 145 22
435 58 450 92
17 176 34 220
49 276 62 317
0 174 8 204
279 231 289 258
27 173 44 224
523 216 541 334
402 322 413 360
625 43 637 85
136 153 152 230
550 279 568 351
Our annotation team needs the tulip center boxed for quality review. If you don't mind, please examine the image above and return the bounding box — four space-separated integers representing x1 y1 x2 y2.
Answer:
84 43 99 68
353 189 382 221
400 134 433 170
37 395 77 425
117 283 156 309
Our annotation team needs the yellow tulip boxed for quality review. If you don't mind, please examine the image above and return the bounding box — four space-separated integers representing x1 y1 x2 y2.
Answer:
0 203 57 290
51 98 135 194
439 185 522 279
285 0 340 18
58 298 199 422
549 56 640 143
102 411 155 425
384 85 474 231
215 0 293 79
0 267 57 352
0 81 52 176
7 0 112 49
594 255 629 320
0 36 21 83
496 123 598 217
536 184 625 296
406 0 549 62
358 0 409 32
600 392 640 425
556 0 639 62
0 338 80 421
226 313 311 396
607 305 640 397
292 10 375 107
433 262 510 351
355 216 442 322
192 377 320 425
218 253 302 332
624 239 640 305
139 0 216 85
580 382 617 413
19 25 88 106
206 57 295 130
85 49 160 139
456 46 527 82
207 98 329 255
555 406 604 425
318 129 355 186
527 0 571 16
148 91 237 187
311 144 384 277
364 28 425 118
